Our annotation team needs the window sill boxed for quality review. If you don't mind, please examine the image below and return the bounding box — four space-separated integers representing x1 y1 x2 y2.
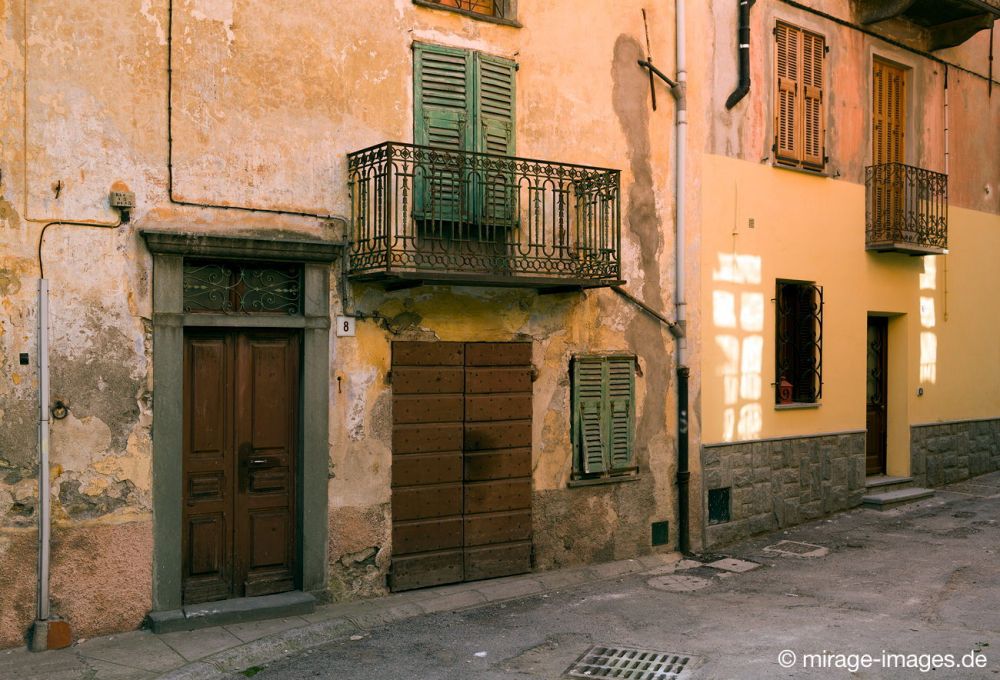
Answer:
412 0 522 27
771 162 829 178
568 472 639 488
775 402 822 410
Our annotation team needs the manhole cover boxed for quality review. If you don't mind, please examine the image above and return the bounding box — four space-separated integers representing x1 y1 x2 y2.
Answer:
646 574 711 592
565 644 694 679
705 557 759 573
763 540 828 557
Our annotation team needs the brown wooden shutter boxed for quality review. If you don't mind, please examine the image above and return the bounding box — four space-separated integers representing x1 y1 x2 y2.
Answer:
873 60 886 165
873 60 906 166
774 23 801 164
801 31 825 169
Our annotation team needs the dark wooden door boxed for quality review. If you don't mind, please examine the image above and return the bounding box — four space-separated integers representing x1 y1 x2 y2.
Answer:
865 317 888 476
390 341 532 591
183 330 299 604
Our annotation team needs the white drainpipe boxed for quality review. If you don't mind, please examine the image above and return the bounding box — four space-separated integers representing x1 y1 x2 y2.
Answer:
36 279 52 624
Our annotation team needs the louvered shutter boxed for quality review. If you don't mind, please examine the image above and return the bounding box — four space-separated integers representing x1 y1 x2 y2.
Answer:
606 357 635 471
887 65 905 164
801 31 825 169
774 23 801 164
573 358 607 474
475 53 516 226
414 44 474 222
873 60 886 165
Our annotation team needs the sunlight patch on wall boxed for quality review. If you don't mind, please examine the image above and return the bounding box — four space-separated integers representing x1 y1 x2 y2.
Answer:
713 253 764 442
920 331 937 384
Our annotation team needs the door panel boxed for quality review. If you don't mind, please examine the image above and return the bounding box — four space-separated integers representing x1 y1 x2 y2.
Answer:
235 333 298 597
866 317 888 476
462 342 532 582
183 335 234 604
390 342 466 591
183 330 298 605
390 341 532 591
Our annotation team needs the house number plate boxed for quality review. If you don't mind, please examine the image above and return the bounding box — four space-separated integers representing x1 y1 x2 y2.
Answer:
335 316 356 337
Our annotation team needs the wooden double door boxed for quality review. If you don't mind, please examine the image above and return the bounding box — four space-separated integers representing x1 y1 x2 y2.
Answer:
390 341 533 591
182 330 299 604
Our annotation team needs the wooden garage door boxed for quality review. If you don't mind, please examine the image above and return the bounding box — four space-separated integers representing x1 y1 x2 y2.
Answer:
390 341 532 591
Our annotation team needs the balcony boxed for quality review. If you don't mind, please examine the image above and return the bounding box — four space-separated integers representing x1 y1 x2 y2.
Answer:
865 163 948 255
855 0 999 50
347 142 622 290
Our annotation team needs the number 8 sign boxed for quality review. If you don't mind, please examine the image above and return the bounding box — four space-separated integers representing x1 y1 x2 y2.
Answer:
335 316 356 337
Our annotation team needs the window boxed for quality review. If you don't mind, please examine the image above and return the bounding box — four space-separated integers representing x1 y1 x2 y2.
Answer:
414 43 515 158
774 22 826 170
571 355 636 480
413 0 518 25
775 280 823 404
413 43 516 227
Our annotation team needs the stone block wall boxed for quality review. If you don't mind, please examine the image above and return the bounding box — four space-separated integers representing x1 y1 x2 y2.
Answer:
701 432 867 547
910 419 1000 487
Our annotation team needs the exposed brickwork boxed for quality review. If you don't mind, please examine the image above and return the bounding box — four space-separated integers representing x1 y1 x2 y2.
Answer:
701 433 866 547
910 419 1000 487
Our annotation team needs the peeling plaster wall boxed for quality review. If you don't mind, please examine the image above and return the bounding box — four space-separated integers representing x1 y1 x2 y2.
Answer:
0 0 681 646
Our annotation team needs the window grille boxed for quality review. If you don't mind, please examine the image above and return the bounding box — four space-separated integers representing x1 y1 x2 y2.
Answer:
775 280 823 403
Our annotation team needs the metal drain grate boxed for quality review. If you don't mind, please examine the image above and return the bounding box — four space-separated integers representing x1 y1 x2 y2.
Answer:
565 644 693 679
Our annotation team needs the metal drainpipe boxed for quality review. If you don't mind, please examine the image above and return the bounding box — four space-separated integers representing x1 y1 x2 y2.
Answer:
674 0 691 554
725 0 755 109
34 280 52 639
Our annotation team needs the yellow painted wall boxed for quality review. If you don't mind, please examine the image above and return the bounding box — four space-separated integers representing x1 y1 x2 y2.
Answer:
697 154 1000 468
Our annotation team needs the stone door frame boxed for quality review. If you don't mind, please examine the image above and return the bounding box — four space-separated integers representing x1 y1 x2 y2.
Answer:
143 230 340 613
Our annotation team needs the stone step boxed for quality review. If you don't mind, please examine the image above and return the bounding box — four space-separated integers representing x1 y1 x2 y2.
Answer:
862 487 935 510
865 475 915 493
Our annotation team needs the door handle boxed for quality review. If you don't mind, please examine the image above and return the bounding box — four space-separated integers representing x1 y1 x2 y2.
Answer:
248 458 270 467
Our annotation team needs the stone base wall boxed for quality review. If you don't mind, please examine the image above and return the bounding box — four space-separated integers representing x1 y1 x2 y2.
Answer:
701 432 867 548
911 419 1000 487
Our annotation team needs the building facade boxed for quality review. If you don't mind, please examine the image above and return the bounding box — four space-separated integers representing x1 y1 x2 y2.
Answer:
688 0 1000 547
0 0 997 650
0 0 684 647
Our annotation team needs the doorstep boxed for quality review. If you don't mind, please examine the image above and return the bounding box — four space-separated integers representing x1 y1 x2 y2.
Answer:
146 591 317 633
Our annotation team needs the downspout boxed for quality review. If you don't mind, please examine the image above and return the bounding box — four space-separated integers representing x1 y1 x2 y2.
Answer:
725 0 756 109
674 0 691 554
639 2 690 553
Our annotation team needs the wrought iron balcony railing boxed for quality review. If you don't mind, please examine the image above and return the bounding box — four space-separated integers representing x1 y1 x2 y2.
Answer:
865 163 948 255
347 142 622 288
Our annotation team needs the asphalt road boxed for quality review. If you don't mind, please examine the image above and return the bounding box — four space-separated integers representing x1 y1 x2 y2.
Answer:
249 473 1000 679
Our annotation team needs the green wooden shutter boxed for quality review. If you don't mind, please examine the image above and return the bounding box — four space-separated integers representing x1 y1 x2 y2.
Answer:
474 53 516 226
414 44 474 221
573 358 607 474
606 357 635 471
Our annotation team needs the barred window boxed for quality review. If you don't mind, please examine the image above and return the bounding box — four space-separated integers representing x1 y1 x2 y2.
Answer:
775 280 823 404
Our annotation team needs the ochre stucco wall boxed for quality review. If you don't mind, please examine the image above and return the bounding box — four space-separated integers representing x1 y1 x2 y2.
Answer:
697 155 1000 454
1 0 683 647
686 0 999 543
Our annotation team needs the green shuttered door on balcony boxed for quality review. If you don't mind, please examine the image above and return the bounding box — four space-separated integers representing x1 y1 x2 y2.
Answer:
572 356 636 476
414 43 516 223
